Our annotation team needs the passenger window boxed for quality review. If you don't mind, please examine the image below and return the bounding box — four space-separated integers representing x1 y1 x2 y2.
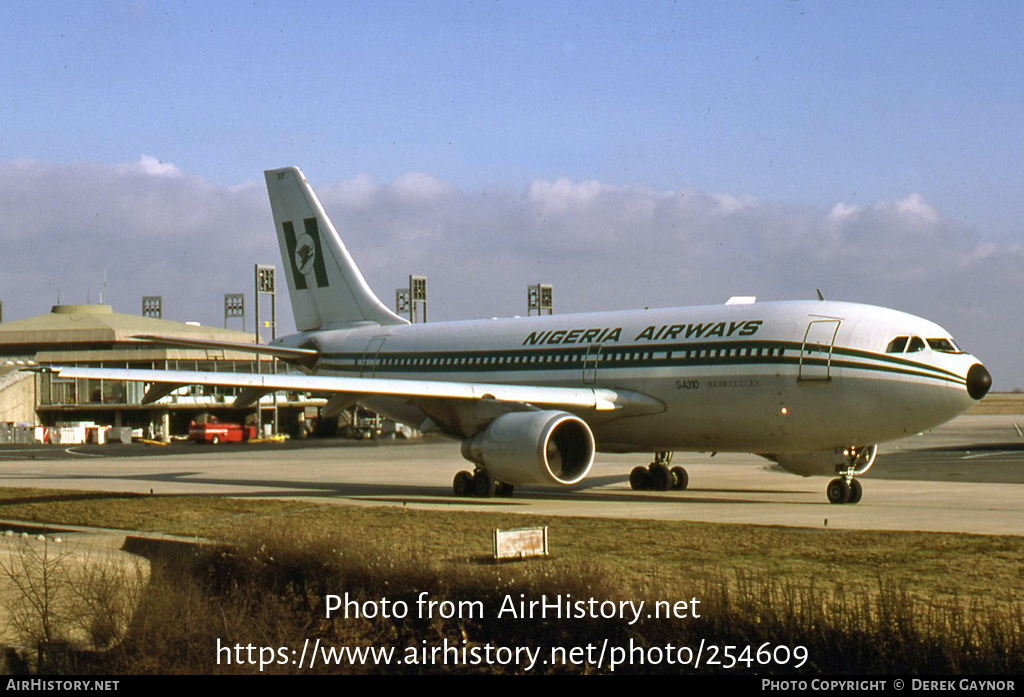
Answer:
886 337 909 353
907 336 926 353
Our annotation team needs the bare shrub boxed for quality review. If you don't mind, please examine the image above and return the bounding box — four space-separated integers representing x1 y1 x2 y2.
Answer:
0 536 149 660
69 553 148 650
0 538 76 648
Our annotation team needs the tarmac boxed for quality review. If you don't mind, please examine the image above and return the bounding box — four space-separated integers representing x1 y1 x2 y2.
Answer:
1 412 1023 537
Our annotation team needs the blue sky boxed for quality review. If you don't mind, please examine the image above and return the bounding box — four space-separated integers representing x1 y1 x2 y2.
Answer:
4 2 1022 225
1 1 1023 385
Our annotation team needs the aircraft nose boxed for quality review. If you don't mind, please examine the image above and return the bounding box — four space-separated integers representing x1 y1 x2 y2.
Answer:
966 363 992 401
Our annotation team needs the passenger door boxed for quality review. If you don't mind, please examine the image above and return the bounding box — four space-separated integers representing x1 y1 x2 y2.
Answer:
358 337 387 377
799 320 841 381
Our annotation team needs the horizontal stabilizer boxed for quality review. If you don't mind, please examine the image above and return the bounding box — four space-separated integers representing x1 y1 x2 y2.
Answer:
132 335 319 368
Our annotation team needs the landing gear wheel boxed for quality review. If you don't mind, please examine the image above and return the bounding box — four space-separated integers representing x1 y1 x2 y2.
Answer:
671 466 689 490
827 478 851 504
453 470 474 497
847 478 863 504
211 435 220 445
494 481 515 498
473 471 496 498
629 466 650 490
648 463 673 491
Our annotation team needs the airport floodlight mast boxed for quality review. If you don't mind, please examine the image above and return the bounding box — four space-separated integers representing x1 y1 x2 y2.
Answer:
396 275 427 323
395 287 410 318
254 264 276 341
254 264 278 435
142 296 162 319
224 293 245 331
527 283 553 316
410 275 427 323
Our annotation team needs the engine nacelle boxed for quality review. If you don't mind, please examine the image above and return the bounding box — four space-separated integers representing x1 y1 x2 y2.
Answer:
772 444 877 477
461 410 595 487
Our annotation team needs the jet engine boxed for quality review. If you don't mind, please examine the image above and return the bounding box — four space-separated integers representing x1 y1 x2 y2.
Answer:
460 410 595 487
772 445 877 477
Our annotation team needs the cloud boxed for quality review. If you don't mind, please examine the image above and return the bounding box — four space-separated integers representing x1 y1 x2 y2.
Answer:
0 159 270 322
120 155 185 178
0 159 1019 387
391 172 455 202
319 173 379 210
527 178 605 214
828 202 860 221
892 192 940 225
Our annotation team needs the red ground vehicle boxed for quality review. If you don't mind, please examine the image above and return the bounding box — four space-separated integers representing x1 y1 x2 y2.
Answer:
188 418 256 444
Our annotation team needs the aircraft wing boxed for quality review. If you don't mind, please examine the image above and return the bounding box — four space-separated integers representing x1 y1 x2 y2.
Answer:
40 366 664 425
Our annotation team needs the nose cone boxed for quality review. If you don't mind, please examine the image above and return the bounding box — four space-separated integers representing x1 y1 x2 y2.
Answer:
966 363 992 401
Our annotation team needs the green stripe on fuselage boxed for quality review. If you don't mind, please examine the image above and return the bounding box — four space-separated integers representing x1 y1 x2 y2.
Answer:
318 340 965 387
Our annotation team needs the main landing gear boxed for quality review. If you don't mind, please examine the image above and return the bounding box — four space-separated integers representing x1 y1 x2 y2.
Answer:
452 469 514 498
629 451 689 491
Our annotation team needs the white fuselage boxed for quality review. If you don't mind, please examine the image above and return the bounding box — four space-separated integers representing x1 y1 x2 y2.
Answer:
279 299 983 455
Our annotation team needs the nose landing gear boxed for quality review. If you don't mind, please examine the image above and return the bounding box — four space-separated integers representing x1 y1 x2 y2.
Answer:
825 445 874 504
826 476 863 504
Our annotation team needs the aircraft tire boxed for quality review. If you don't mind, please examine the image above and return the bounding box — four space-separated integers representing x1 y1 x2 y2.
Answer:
848 479 863 504
649 463 673 491
474 471 496 498
671 466 689 490
629 466 650 490
211 435 220 445
453 471 474 497
826 478 851 504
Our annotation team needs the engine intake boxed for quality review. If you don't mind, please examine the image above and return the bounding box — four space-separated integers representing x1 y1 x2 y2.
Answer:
461 410 595 486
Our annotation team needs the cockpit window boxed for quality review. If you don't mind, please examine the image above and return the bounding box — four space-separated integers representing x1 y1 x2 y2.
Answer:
927 338 962 353
887 335 963 355
906 336 926 353
886 336 909 353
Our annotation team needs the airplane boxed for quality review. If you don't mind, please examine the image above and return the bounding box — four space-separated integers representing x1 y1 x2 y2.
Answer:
42 166 992 504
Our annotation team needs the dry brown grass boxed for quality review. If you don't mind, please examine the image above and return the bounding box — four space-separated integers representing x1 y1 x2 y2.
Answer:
2 487 1023 606
1 487 1022 673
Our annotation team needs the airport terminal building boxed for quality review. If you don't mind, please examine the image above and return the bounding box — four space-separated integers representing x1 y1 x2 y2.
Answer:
0 304 316 442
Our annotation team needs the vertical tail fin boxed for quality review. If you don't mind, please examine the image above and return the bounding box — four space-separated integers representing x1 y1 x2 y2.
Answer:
264 166 407 331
